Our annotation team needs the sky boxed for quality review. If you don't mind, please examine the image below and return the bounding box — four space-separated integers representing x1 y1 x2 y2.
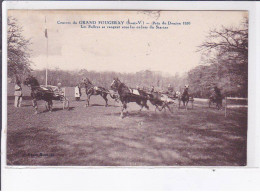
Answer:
9 10 247 76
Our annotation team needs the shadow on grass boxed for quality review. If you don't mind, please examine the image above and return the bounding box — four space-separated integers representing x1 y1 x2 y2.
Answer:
7 99 247 166
8 96 32 101
7 127 68 166
89 104 120 108
38 107 75 113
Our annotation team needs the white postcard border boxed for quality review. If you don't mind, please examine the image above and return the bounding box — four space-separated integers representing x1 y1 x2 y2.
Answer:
2 1 260 190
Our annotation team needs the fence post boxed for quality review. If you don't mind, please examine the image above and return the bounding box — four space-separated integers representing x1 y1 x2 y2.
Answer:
225 96 227 117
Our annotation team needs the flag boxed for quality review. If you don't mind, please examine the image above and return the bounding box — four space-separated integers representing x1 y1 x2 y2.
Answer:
44 16 48 38
45 28 48 38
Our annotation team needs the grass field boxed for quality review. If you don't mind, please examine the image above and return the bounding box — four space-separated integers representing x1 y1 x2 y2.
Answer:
6 86 247 166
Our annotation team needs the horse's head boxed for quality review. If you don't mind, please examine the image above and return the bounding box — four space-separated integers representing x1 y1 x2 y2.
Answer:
183 85 189 93
81 77 92 87
23 76 39 87
111 78 121 91
78 81 86 88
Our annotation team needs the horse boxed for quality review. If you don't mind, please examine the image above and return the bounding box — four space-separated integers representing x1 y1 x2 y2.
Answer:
148 91 174 113
209 93 222 110
110 78 149 118
23 75 54 114
80 78 118 107
176 86 192 110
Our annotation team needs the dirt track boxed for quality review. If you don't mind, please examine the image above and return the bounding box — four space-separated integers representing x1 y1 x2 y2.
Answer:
7 92 247 166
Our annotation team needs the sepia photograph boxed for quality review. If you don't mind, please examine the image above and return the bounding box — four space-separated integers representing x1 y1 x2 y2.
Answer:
6 10 248 166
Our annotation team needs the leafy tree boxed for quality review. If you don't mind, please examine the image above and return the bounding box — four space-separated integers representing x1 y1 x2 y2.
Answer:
8 17 31 80
192 16 248 97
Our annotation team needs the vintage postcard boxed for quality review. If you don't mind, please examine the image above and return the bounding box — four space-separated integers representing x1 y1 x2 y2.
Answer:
5 10 248 167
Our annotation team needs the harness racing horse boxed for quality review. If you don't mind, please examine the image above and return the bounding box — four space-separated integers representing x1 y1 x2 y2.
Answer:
110 78 149 118
209 89 222 110
147 91 174 113
176 86 192 110
23 76 54 114
80 78 117 107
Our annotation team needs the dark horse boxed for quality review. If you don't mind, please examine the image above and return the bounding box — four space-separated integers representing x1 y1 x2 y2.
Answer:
111 78 149 118
176 85 193 110
80 78 117 107
23 76 54 114
209 87 222 110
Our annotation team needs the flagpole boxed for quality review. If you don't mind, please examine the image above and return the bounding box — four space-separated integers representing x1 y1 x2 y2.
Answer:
46 36 48 86
45 16 48 86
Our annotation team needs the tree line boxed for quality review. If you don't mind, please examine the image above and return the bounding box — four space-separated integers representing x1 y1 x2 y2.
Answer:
32 69 186 93
8 16 248 98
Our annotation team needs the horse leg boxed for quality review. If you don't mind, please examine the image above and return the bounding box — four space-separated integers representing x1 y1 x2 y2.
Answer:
139 101 144 112
164 104 167 112
186 101 189 110
136 100 144 112
139 103 144 112
32 99 38 114
121 102 127 118
49 101 53 112
155 105 158 112
86 94 90 107
121 106 124 118
157 105 163 111
47 101 51 112
219 100 222 110
159 103 165 112
166 103 173 113
45 101 49 111
103 94 108 107
144 100 149 110
125 104 129 115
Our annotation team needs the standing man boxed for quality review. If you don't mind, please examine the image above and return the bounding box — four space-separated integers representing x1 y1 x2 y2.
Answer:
14 80 22 107
75 84 81 101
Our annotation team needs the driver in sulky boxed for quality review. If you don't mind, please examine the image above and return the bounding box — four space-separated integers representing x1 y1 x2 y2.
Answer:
167 84 176 98
53 83 64 97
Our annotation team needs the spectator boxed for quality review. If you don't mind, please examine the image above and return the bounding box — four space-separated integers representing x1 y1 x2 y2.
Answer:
14 80 22 107
167 84 175 97
167 84 174 93
75 85 81 101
